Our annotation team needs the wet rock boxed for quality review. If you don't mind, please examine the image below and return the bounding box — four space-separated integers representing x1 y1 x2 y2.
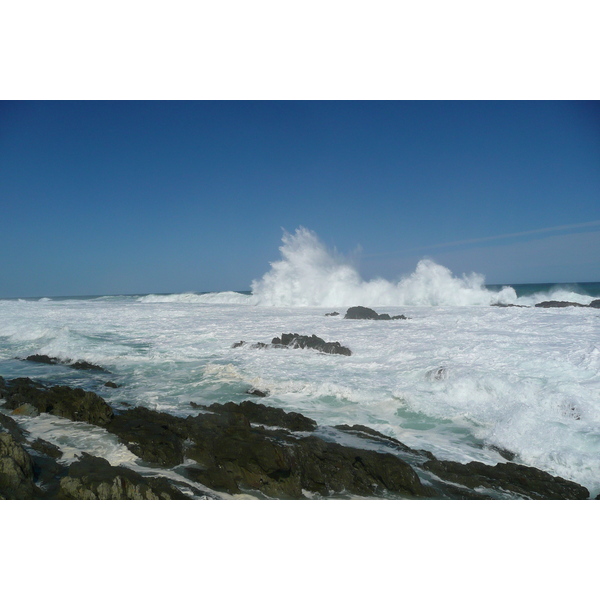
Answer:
24 354 58 365
426 367 448 381
23 354 110 373
10 403 40 417
344 306 407 320
333 424 435 460
271 333 352 356
589 299 600 308
232 341 246 348
0 431 37 499
422 459 589 500
491 303 528 308
246 388 268 398
105 407 186 468
1 378 113 427
325 311 340 316
104 381 119 388
182 406 431 499
57 453 190 500
0 412 28 443
206 401 317 432
534 301 586 308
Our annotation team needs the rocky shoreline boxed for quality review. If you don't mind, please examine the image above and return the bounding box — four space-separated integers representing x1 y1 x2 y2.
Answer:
0 375 593 500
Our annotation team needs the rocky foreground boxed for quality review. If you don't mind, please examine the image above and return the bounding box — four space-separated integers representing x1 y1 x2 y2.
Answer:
0 376 594 500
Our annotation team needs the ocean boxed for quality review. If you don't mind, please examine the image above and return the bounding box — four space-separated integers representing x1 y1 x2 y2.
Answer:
1 229 599 498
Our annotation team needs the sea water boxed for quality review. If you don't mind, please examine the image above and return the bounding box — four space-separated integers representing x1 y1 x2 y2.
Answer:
1 228 599 497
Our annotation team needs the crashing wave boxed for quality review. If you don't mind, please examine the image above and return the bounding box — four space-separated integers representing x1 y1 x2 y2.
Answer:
250 227 518 307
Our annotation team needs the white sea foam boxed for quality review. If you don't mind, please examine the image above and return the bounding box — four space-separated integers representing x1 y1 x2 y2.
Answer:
139 291 256 305
251 227 518 307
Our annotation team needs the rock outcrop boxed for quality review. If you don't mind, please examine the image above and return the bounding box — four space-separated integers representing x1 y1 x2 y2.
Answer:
422 459 589 500
1 376 593 501
1 377 113 427
233 333 352 356
534 301 586 308
344 306 407 320
57 453 191 500
23 354 110 373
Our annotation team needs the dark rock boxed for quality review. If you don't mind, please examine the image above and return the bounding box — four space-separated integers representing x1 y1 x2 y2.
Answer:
232 341 246 348
104 381 119 388
271 333 352 356
0 431 37 499
491 303 528 308
292 436 432 498
105 407 186 468
422 459 589 500
325 312 340 316
344 306 407 320
246 388 268 398
30 437 63 459
589 299 600 308
69 360 110 372
333 424 435 460
182 404 431 499
0 412 28 443
57 453 190 500
206 401 317 432
534 301 586 308
25 354 59 365
23 354 110 373
1 378 113 427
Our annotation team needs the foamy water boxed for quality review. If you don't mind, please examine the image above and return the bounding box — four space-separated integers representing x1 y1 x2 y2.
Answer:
1 228 599 496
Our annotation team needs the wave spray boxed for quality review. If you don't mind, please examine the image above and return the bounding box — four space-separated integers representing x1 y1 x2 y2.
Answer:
251 227 517 307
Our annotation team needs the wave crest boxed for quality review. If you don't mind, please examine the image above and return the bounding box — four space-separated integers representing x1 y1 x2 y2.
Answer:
251 227 517 307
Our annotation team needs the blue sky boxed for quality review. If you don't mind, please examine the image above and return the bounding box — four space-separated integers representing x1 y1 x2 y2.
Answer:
1 100 599 297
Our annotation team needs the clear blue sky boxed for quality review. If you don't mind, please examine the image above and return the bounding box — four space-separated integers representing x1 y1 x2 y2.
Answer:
1 100 599 297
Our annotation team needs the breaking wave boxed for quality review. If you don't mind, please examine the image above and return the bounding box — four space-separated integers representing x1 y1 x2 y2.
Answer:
250 227 518 307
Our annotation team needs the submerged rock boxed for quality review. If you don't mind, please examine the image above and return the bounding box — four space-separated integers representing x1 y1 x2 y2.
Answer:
246 387 268 397
325 311 340 316
344 306 407 320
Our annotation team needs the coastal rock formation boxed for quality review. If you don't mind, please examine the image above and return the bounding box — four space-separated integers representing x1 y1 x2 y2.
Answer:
0 431 37 499
271 333 352 356
534 301 586 308
205 400 317 432
23 354 110 373
233 333 352 356
57 453 190 500
1 376 594 501
105 406 186 468
422 459 589 500
1 377 113 427
344 306 407 320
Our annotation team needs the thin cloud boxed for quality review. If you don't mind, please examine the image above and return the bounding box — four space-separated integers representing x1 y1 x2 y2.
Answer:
366 219 600 257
